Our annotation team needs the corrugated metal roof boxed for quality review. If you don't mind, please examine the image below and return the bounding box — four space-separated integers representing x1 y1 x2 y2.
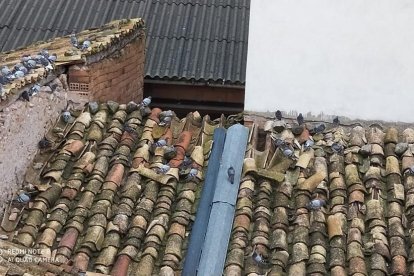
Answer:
0 0 249 85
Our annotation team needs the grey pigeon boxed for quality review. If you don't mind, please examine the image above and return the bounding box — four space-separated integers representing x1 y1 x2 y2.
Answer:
303 139 314 151
37 56 50 66
70 33 78 48
88 101 99 114
307 198 326 210
331 142 344 154
159 115 172 126
61 111 71 123
0 75 10 85
164 145 177 159
150 139 167 153
48 54 57 63
180 156 193 169
275 110 282 120
13 70 25 78
297 113 304 125
21 55 31 62
38 137 52 149
141 96 152 107
14 192 31 203
40 49 49 59
281 146 295 158
406 166 414 175
273 138 285 147
1 66 11 76
310 123 325 134
251 245 270 268
228 166 235 184
333 116 340 126
29 83 41 96
18 91 30 102
81 40 91 51
155 164 170 174
25 59 37 69
184 168 198 182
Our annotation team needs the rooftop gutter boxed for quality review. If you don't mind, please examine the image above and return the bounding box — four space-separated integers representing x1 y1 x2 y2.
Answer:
144 78 245 89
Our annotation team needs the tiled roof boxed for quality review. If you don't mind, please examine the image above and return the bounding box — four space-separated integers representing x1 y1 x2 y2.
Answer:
0 0 250 85
0 102 240 275
0 18 144 103
224 117 413 275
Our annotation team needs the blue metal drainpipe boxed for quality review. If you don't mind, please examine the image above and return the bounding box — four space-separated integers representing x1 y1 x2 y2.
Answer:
182 127 227 276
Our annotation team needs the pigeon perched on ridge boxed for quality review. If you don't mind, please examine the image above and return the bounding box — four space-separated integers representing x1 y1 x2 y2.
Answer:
275 110 282 121
228 166 235 184
140 96 152 108
70 33 79 48
0 75 10 85
150 138 167 153
310 123 326 134
48 54 57 63
180 156 193 169
1 66 11 76
81 40 91 51
40 49 49 59
297 113 304 125
333 116 340 126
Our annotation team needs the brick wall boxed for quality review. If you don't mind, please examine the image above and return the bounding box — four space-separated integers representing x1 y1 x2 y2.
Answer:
68 34 145 103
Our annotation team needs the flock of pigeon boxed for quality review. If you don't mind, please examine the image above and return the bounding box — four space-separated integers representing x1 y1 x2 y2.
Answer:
1 32 91 101
272 110 344 213
0 49 56 99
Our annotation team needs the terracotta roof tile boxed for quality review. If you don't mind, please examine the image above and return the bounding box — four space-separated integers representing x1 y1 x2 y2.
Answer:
222 116 414 276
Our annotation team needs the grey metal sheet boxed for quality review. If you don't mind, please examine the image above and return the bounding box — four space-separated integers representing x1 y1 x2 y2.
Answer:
0 0 249 84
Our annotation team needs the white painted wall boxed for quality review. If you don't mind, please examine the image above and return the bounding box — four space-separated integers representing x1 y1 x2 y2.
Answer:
245 0 414 122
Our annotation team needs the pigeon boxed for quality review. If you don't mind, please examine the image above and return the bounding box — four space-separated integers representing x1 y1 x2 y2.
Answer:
275 110 282 121
61 111 71 123
273 138 285 147
303 139 314 151
29 83 41 96
40 49 49 59
88 101 99 114
81 40 91 51
333 116 340 126
24 59 37 69
251 245 270 268
155 164 170 174
281 145 295 158
13 192 31 203
228 166 235 184
331 142 344 154
163 145 177 159
21 55 31 62
1 66 11 76
297 113 304 125
159 115 172 126
150 139 167 152
184 168 199 182
406 166 414 175
307 198 326 210
124 125 135 133
18 91 30 102
70 33 78 48
0 75 10 85
13 70 25 78
38 137 52 149
180 156 193 169
310 123 326 134
48 54 57 63
140 96 152 108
